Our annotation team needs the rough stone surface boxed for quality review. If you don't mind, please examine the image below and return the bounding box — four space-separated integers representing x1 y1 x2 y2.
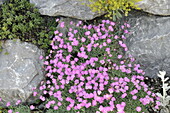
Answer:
122 10 170 78
56 17 81 36
30 0 105 20
0 0 7 5
0 39 45 107
136 0 170 15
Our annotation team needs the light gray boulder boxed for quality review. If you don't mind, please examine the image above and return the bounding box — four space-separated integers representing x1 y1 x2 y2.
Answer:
30 0 105 20
0 39 45 107
123 10 170 78
136 0 170 15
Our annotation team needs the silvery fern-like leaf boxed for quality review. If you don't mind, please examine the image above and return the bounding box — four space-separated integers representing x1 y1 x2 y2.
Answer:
164 77 169 82
163 99 169 106
165 96 170 100
157 74 163 79
160 102 166 107
156 70 170 109
159 71 166 76
160 107 169 113
156 93 163 98
163 84 170 91
157 71 166 80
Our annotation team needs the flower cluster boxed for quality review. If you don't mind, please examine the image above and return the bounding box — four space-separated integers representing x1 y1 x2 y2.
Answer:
29 19 161 113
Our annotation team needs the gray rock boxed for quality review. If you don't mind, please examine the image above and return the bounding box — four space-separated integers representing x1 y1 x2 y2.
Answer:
123 10 170 78
0 0 7 5
30 0 105 20
0 39 45 107
136 0 170 15
56 17 81 37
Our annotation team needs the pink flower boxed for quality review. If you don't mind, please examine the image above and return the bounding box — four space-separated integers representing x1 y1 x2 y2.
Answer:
85 31 90 35
45 103 50 109
59 33 63 37
116 104 125 112
80 47 85 51
40 96 46 101
114 35 119 39
87 25 92 29
106 48 110 52
155 105 159 109
110 21 115 26
8 110 13 113
102 20 106 23
103 42 107 46
85 102 91 108
156 101 161 106
72 40 79 46
132 95 137 100
121 35 126 39
6 102 10 107
68 46 73 52
92 100 97 106
130 89 138 95
39 55 43 60
108 88 114 93
126 68 131 73
136 85 141 90
147 91 152 95
108 26 114 31
136 106 142 112
104 94 112 100
56 18 59 22
73 30 78 34
107 39 111 43
98 32 102 36
70 21 73 25
15 100 21 105
121 102 126 107
99 105 104 112
117 55 122 59
106 20 110 24
54 106 58 110
125 23 130 28
121 93 127 98
124 30 128 33
66 106 71 111
111 97 116 101
60 22 65 28
99 44 103 48
81 37 86 42
100 60 105 64
44 61 49 65
30 105 35 110
121 25 125 29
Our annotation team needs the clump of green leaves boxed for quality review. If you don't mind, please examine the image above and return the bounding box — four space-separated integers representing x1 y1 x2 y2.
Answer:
0 0 56 51
86 0 142 21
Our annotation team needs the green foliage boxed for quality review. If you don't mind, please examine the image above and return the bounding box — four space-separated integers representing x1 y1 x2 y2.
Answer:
87 0 142 21
39 19 157 113
8 105 31 113
0 0 56 51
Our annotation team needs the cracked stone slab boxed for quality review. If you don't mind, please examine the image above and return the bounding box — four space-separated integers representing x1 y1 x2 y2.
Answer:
136 0 170 15
122 10 170 78
30 0 105 20
0 39 45 107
